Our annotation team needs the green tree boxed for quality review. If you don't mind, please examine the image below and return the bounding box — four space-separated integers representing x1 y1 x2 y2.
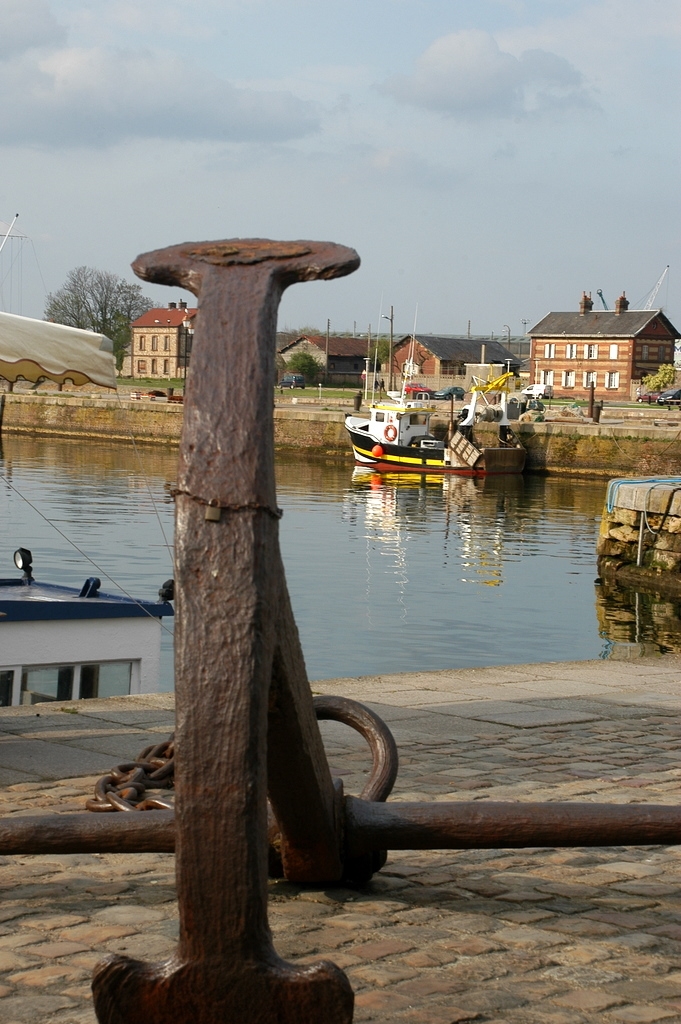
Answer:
370 336 391 371
45 266 154 372
286 352 322 384
642 364 676 392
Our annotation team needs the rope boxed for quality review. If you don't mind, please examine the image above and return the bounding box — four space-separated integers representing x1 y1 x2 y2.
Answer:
606 476 681 513
0 470 175 637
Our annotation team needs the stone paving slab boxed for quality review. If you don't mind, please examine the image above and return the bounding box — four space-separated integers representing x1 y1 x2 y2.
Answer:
2 658 681 1022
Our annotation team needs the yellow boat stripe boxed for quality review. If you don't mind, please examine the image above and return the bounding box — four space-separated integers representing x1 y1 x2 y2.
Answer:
352 445 444 468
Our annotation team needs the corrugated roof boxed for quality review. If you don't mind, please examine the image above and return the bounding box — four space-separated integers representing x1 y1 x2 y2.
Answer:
528 310 680 339
132 308 197 328
396 335 520 367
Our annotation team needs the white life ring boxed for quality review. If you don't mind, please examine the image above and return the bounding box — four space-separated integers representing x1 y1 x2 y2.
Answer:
384 424 397 442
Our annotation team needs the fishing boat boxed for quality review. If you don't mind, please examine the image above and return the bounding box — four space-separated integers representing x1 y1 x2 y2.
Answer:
344 370 526 475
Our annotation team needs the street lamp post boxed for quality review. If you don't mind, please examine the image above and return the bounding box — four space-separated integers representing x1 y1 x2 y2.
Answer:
181 317 194 381
382 305 394 391
325 318 330 386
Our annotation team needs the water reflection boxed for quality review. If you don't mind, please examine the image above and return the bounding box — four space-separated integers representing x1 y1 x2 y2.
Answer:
276 457 608 677
596 579 681 658
1 435 677 686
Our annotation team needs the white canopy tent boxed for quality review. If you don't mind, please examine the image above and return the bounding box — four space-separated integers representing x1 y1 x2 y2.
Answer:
0 310 117 389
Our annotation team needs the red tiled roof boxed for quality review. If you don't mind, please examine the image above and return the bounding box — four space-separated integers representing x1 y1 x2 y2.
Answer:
132 308 197 328
284 335 368 358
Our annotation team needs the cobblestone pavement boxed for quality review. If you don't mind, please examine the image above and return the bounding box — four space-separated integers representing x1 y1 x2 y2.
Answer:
2 658 681 1023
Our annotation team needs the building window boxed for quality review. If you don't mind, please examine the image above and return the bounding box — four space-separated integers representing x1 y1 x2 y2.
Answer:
562 370 575 387
584 344 598 359
641 344 649 360
544 343 556 358
151 359 157 374
137 360 147 373
164 336 170 351
329 362 335 369
583 371 597 387
139 336 146 351
541 370 554 385
163 360 169 374
565 344 577 359
609 344 619 359
353 362 359 369
151 336 158 351
606 372 620 389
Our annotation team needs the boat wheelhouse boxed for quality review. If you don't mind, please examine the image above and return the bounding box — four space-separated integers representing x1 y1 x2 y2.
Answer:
0 554 173 707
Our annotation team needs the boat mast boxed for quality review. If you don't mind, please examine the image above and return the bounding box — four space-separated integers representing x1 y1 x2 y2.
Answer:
0 214 18 258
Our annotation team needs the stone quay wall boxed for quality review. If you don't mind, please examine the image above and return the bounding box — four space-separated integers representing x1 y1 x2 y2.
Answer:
597 479 681 597
3 393 681 477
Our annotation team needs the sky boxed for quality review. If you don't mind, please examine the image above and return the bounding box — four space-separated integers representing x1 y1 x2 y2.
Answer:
0 0 680 339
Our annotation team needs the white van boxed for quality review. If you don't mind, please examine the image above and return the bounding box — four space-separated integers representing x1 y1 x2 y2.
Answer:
521 383 554 399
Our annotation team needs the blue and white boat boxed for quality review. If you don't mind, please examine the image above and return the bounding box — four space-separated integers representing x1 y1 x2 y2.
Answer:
0 549 174 707
0 311 174 707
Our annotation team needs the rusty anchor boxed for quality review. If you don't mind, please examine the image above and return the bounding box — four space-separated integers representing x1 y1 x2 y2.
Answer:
1 237 681 1023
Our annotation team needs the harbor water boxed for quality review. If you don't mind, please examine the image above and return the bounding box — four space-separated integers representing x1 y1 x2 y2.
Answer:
0 435 674 691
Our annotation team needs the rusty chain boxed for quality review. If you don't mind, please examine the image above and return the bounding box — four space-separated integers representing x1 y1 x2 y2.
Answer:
86 736 175 812
86 696 398 814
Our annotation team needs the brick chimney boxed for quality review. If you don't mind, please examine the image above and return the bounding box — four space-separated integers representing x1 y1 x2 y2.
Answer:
614 292 629 314
168 301 177 309
579 291 593 315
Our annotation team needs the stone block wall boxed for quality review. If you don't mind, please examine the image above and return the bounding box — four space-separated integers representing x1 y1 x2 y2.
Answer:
597 479 681 595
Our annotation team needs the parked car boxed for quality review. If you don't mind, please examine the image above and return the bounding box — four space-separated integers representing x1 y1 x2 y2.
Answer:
432 385 466 401
521 383 554 399
278 373 305 389
637 391 662 404
404 383 435 396
129 389 168 401
656 388 681 406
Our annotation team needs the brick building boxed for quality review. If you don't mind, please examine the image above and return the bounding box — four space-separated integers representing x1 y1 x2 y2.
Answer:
392 335 520 379
528 293 680 399
121 301 197 379
280 335 368 383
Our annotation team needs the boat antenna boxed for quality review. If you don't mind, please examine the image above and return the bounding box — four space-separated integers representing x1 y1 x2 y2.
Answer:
0 214 18 259
400 305 418 403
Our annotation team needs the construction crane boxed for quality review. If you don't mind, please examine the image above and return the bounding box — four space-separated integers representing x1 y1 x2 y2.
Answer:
643 266 669 310
596 289 609 310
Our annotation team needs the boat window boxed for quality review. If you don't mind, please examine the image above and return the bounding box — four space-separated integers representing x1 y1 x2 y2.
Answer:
80 662 132 700
21 666 74 705
0 671 12 707
375 412 385 422
409 414 427 425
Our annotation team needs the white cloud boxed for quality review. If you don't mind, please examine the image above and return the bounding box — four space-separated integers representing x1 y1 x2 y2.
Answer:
0 0 66 59
378 29 593 120
0 44 319 147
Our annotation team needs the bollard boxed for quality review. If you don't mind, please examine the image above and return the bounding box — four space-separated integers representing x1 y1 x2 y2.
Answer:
353 391 362 411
